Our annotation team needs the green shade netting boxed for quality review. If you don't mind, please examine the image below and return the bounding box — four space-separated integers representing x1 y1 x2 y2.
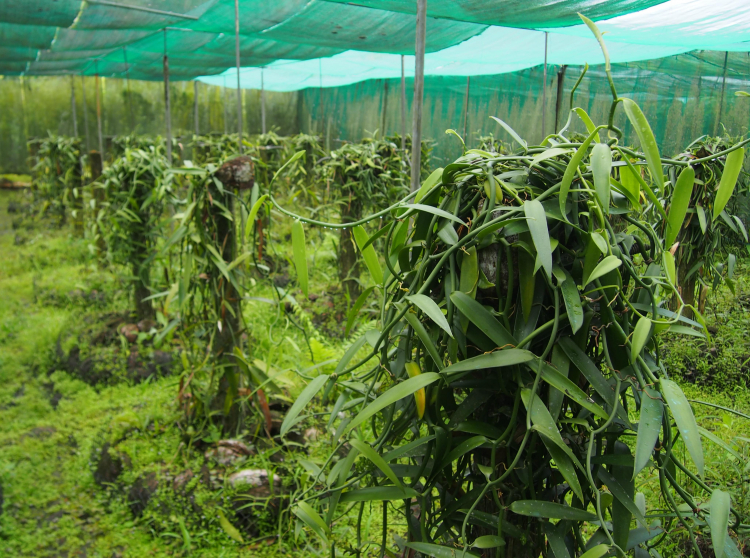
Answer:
322 0 669 28
296 49 750 169
259 1 485 54
0 0 80 27
0 22 57 49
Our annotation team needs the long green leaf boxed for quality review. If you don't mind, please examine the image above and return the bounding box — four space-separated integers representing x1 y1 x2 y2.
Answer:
490 116 527 150
353 225 384 286
442 349 535 377
335 336 369 376
293 502 330 543
539 360 608 419
450 291 516 348
580 545 610 558
510 500 597 522
597 467 646 526
621 98 663 192
560 269 584 334
292 220 308 297
407 542 480 558
415 167 444 203
244 194 268 240
559 337 614 406
345 286 375 337
661 378 704 476
559 128 598 218
404 312 444 371
339 486 418 502
524 199 552 278
280 374 329 436
346 373 440 433
573 108 600 142
406 294 453 338
529 147 573 169
216 509 244 543
584 255 622 287
404 203 464 225
634 386 663 477
711 489 731 558
665 166 695 248
714 147 746 220
591 143 613 213
349 439 403 489
631 316 652 363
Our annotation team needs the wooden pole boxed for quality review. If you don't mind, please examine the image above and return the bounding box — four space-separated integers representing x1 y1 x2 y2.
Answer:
410 0 427 192
261 67 266 134
715 52 729 136
234 0 243 152
124 46 133 131
542 31 548 139
163 29 172 164
95 64 104 158
400 55 406 154
81 76 91 151
223 76 228 135
462 76 470 141
194 80 200 136
70 75 78 137
90 150 106 261
381 80 389 137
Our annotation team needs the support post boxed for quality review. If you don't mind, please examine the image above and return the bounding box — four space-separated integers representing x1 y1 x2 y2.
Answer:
213 156 254 432
554 65 568 132
81 76 91 151
541 31 548 139
163 30 172 164
95 69 104 159
124 46 133 131
261 67 266 134
194 80 200 136
90 150 106 261
223 77 228 135
462 76 470 141
715 51 729 136
70 75 78 137
410 0 427 192
381 80 389 137
234 0 243 152
400 55 406 154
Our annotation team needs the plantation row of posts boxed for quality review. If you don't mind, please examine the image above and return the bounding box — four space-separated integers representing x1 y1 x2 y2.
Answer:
26 69 750 556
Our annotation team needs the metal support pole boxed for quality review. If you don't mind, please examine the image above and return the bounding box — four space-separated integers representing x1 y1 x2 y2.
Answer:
542 31 548 139
234 0 243 152
410 0 427 192
715 51 729 136
81 76 90 151
95 64 104 158
261 67 266 134
462 76 470 141
554 65 568 132
70 76 78 137
400 55 406 154
163 30 172 164
124 46 133 131
194 80 200 136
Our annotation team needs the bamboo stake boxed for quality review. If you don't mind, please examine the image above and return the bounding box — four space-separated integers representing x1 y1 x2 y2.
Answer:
81 76 90 151
70 75 78 137
261 67 266 134
715 52 729 136
95 62 104 158
462 76 470 141
163 30 172 164
194 80 199 136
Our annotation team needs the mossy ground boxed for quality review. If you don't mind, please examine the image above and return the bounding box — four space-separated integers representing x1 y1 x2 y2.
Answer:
1 188 750 557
